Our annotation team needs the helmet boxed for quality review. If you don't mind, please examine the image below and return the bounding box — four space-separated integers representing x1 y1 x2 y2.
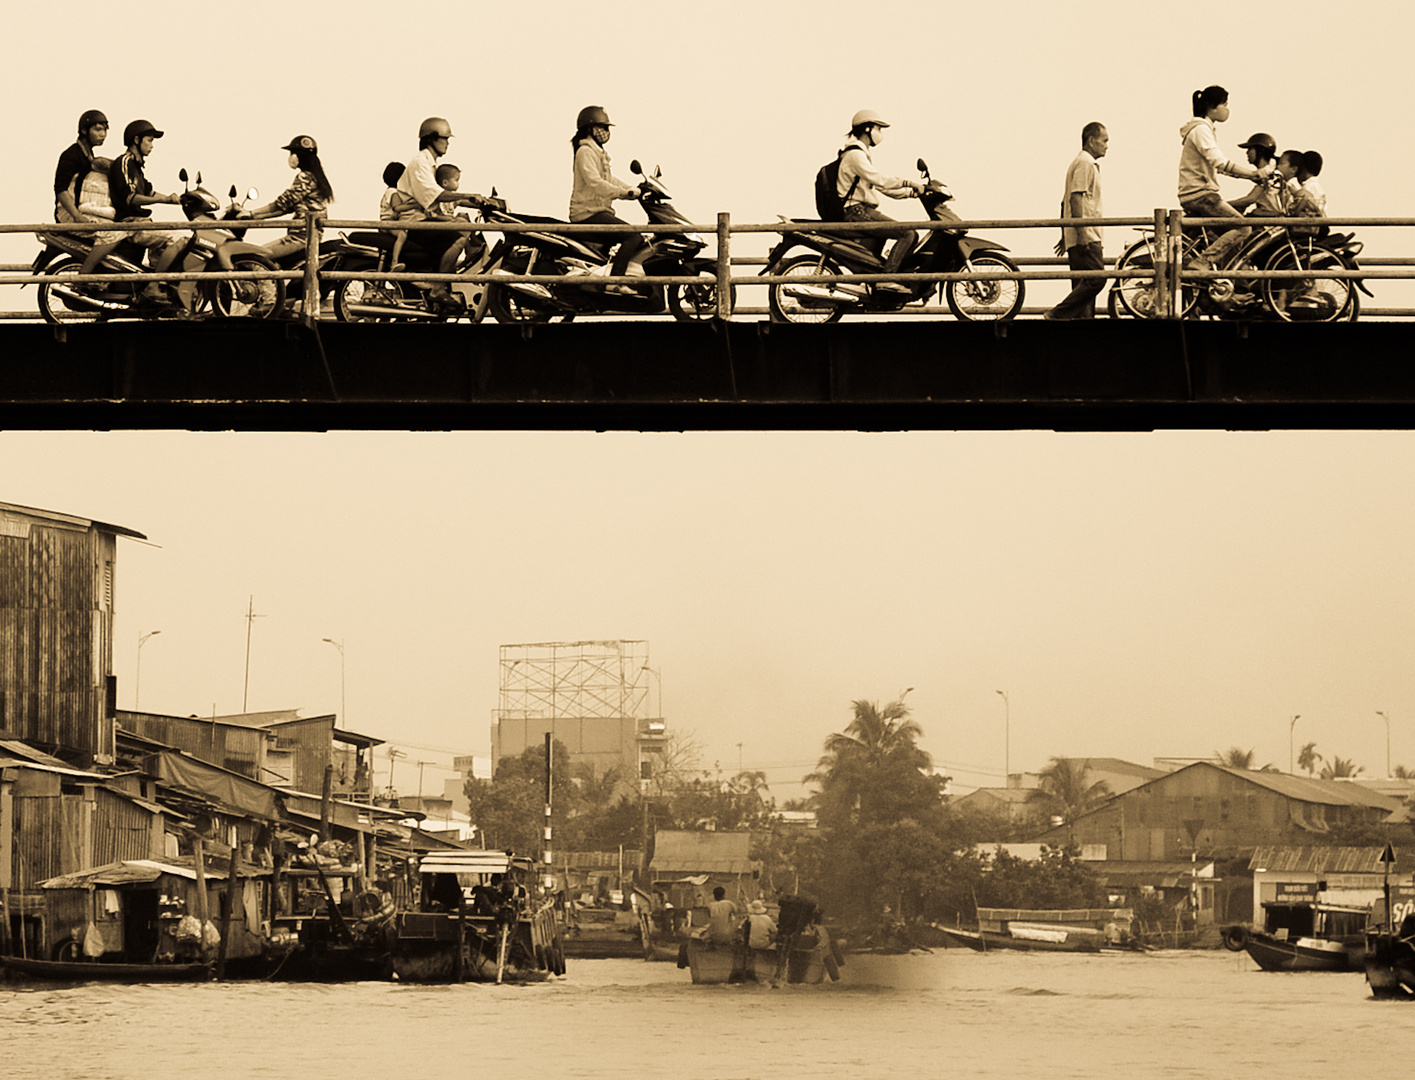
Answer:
418 117 453 142
281 135 318 154
123 119 164 146
78 109 108 135
850 109 890 131
576 106 612 129
1238 132 1277 153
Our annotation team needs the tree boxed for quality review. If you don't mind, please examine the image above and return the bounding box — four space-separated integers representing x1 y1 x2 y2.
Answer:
1026 757 1112 826
1298 741 1322 777
1395 765 1414 780
809 697 942 831
464 738 574 853
1320 755 1365 779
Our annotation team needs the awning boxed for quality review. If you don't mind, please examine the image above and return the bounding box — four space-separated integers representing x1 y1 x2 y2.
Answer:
419 851 513 875
145 750 281 820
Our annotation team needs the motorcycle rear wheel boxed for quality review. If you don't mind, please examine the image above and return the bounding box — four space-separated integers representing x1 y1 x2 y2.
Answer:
336 277 410 322
668 277 736 322
212 255 285 319
38 257 110 326
488 283 553 325
768 254 845 324
1261 247 1358 323
945 253 1024 321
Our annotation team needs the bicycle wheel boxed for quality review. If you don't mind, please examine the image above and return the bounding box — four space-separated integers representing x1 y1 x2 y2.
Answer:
1112 236 1202 318
945 253 1023 321
1262 246 1356 323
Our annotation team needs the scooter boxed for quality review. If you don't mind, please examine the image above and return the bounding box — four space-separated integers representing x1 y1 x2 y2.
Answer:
331 194 505 323
762 159 1024 324
483 162 728 323
32 171 285 323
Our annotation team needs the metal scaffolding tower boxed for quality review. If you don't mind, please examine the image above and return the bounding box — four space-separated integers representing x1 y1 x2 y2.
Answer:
497 640 656 722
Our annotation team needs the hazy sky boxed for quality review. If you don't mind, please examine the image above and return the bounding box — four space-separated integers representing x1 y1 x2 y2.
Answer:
4 429 1414 801
4 3 1415 798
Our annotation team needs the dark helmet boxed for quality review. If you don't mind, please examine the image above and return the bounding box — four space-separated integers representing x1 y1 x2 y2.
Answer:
1238 132 1277 154
281 135 318 154
576 106 612 129
78 109 108 136
123 119 164 146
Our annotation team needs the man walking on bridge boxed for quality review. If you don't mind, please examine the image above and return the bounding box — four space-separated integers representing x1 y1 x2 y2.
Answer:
1046 121 1108 320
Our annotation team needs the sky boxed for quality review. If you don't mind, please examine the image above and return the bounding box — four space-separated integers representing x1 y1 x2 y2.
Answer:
3 2 1415 799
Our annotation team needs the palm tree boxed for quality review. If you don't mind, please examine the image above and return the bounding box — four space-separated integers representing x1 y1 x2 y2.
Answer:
1394 765 1414 780
1026 757 1113 826
1320 755 1365 779
1297 741 1322 777
1216 747 1256 769
810 697 932 827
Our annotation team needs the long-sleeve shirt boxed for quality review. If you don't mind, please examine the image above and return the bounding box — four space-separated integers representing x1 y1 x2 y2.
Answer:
569 138 633 221
267 170 328 236
1177 118 1258 201
837 137 907 208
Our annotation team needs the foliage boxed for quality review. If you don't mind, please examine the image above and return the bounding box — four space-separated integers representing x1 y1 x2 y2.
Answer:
1396 764 1414 780
1298 741 1323 777
1025 758 1113 826
973 843 1107 911
1216 746 1257 769
809 698 944 832
464 738 574 854
1320 755 1365 779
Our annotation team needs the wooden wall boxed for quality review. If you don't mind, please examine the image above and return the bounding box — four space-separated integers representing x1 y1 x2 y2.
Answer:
0 515 116 763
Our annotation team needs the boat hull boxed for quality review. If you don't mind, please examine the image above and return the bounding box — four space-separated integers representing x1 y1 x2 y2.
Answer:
1364 932 1415 999
0 955 210 982
1243 932 1363 972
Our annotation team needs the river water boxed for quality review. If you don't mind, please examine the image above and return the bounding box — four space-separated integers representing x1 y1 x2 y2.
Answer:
0 950 1394 1078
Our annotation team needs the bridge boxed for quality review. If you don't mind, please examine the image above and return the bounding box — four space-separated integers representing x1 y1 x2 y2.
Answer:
3 212 1413 430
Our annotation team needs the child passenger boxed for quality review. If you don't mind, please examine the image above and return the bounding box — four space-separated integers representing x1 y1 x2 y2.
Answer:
389 163 464 271
1230 134 1288 217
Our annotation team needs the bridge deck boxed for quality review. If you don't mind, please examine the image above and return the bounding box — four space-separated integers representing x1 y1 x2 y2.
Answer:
1 319 1411 430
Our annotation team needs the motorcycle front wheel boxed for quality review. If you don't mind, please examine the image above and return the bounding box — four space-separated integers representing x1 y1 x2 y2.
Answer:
336 277 410 322
37 257 110 326
1261 246 1358 323
668 276 736 322
212 255 286 319
488 283 553 325
945 253 1024 321
767 254 845 324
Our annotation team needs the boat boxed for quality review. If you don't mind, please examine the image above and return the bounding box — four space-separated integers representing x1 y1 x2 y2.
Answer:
683 895 842 985
390 850 564 983
1364 923 1415 998
934 907 1142 953
560 905 646 960
0 955 210 982
1236 900 1368 972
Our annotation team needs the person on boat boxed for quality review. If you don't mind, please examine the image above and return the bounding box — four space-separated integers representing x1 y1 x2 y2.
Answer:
706 886 738 945
744 899 776 951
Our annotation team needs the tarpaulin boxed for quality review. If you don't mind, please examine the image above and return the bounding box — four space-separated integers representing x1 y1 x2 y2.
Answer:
145 750 281 820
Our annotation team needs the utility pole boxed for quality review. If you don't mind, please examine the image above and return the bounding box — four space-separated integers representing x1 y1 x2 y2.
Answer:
242 596 265 713
417 760 434 799
996 690 1011 787
136 630 161 709
387 747 406 792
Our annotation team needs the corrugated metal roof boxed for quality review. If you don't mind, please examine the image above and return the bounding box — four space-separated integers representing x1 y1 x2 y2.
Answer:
0 500 147 540
1213 766 1403 809
1247 846 1415 874
649 830 759 874
38 857 269 889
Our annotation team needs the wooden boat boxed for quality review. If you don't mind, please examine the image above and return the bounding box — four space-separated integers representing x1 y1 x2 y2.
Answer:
0 955 210 982
1364 924 1415 998
935 907 1143 953
683 896 842 985
1238 900 1368 972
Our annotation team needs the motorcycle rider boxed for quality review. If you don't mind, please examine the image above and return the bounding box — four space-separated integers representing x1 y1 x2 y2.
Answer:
80 119 185 301
54 109 108 225
568 105 646 294
240 135 335 261
1178 86 1271 273
838 110 925 294
1230 133 1288 216
393 116 488 311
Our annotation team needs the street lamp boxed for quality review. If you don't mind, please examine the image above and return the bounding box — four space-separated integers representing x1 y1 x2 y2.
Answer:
995 690 1010 788
640 665 662 718
1377 711 1391 777
322 638 345 721
1289 714 1301 774
136 630 161 709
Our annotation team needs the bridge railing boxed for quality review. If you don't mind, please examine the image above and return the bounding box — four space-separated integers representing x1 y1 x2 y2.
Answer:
4 209 1415 322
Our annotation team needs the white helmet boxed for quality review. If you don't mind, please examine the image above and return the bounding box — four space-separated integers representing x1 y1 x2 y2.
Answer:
850 109 890 131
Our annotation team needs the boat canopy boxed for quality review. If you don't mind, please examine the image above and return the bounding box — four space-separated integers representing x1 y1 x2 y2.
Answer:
419 851 518 875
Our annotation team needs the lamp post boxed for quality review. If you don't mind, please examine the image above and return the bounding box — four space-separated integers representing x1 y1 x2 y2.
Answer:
995 690 1010 787
1376 711 1391 777
640 665 662 717
322 638 346 721
1289 714 1301 774
136 630 161 709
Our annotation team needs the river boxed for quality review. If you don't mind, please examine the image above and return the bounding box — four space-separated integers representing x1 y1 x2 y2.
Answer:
0 950 1395 1078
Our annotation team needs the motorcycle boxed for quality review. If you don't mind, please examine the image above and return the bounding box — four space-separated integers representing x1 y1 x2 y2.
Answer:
762 159 1024 324
483 161 731 324
32 170 285 324
1109 216 1370 323
331 195 505 323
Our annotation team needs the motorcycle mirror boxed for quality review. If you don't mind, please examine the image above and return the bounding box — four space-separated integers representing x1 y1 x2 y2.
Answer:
917 158 929 175
654 165 662 180
229 185 238 199
247 188 259 202
195 172 202 186
630 160 642 175
179 168 189 184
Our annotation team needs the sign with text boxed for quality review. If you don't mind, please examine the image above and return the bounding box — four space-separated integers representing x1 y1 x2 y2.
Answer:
1273 882 1320 903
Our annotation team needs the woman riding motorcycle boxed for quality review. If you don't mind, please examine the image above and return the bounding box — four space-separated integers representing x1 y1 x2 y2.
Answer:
568 105 645 292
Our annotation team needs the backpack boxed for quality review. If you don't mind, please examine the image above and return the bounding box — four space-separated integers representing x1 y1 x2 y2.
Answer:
813 146 864 221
